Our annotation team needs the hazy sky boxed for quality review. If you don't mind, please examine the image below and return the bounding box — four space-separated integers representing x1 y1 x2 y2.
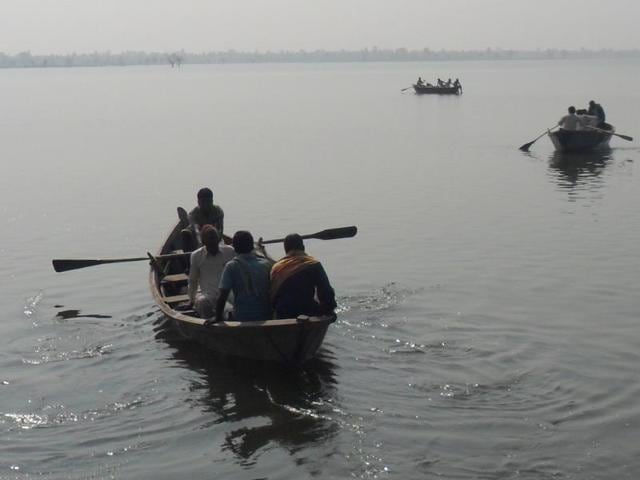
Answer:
1 0 638 54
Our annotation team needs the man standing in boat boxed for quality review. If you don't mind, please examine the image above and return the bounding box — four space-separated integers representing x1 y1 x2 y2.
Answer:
270 234 336 319
187 225 235 318
558 106 583 131
183 187 225 250
214 231 272 322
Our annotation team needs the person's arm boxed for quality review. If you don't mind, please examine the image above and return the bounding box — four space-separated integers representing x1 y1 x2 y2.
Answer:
214 262 234 322
218 207 224 238
187 252 199 305
315 264 337 313
215 288 230 322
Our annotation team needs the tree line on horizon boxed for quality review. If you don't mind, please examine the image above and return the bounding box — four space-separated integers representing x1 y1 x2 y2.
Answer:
1 47 639 68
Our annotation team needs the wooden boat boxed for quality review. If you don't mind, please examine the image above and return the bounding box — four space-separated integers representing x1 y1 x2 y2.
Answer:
549 124 614 152
148 221 336 366
413 84 461 95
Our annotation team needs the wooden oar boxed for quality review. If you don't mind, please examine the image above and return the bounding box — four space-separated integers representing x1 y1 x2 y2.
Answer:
400 86 414 92
519 126 557 151
585 126 633 142
260 226 358 245
52 252 190 273
52 226 357 272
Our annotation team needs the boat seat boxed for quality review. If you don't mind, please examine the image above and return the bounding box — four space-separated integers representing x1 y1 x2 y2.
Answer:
161 273 188 284
162 294 189 304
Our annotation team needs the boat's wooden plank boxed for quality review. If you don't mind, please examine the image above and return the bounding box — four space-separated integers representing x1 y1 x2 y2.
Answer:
161 273 188 283
162 294 189 304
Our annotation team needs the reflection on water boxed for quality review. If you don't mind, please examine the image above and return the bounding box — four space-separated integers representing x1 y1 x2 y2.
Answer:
548 149 612 194
155 322 339 465
54 308 112 320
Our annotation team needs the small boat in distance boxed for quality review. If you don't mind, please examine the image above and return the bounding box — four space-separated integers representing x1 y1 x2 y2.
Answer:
149 221 337 366
413 84 461 95
549 123 614 152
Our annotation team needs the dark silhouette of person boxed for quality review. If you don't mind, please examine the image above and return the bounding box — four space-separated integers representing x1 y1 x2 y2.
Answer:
587 100 606 127
270 234 336 319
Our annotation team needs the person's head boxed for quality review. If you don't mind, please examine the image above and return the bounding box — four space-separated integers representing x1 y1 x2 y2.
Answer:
568 106 576 114
589 100 596 106
232 230 254 254
200 224 220 253
284 234 305 254
197 187 214 210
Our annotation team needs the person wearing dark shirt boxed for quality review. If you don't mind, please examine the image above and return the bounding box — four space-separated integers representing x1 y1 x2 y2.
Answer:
181 187 225 252
270 234 337 319
587 100 606 127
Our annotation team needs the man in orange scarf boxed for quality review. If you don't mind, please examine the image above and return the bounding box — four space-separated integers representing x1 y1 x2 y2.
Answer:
270 234 336 319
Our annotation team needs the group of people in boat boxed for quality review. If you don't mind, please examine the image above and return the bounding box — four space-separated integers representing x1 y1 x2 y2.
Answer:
558 100 607 131
416 76 462 91
180 187 337 323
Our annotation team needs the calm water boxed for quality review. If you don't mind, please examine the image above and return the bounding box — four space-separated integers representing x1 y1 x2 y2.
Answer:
2 59 640 479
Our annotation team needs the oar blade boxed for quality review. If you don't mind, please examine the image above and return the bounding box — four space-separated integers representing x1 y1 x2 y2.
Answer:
311 226 358 241
52 257 149 272
519 141 534 152
53 259 104 272
618 134 633 141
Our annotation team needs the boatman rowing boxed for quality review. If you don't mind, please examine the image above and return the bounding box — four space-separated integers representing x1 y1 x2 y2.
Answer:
558 106 583 131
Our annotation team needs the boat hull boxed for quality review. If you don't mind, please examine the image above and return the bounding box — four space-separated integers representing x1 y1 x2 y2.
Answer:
149 222 335 365
413 84 461 95
549 127 613 152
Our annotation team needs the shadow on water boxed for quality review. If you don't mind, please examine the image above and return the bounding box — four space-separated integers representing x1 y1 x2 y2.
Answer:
547 148 612 192
154 319 340 465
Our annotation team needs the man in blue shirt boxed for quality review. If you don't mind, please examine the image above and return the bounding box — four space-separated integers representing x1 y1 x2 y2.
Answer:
215 231 272 322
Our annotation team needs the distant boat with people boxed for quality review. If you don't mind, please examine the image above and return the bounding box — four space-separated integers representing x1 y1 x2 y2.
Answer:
404 76 462 95
520 101 633 152
413 84 461 95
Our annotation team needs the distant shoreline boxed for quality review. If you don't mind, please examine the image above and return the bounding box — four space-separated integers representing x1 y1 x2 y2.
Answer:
1 48 639 69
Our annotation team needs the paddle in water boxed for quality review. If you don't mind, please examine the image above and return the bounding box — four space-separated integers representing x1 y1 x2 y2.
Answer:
585 126 633 142
519 126 558 151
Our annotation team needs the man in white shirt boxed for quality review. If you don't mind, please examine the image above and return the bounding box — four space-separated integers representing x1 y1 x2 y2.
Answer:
558 106 583 131
188 224 235 318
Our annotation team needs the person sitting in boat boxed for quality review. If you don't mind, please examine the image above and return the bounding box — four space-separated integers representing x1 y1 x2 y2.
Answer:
270 234 336 320
187 225 235 318
416 76 424 86
215 230 272 322
446 78 452 87
182 187 225 252
587 100 606 127
437 78 445 87
453 78 462 93
558 106 583 131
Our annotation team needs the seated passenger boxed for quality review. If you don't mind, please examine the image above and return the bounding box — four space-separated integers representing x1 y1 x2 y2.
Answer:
437 78 445 87
446 78 452 87
587 100 606 127
417 76 424 86
215 231 272 322
558 106 583 131
270 234 336 319
182 187 225 251
187 225 235 318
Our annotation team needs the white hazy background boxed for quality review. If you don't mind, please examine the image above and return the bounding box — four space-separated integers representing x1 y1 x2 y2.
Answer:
0 0 639 54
